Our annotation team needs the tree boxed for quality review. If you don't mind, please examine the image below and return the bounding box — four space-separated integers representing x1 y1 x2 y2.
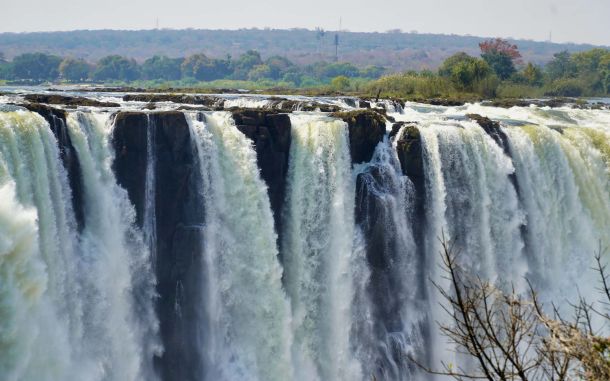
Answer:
92 55 140 81
247 64 272 81
0 52 5 64
479 38 522 80
522 63 543 86
59 58 90 82
413 236 610 380
439 52 491 91
12 52 62 81
330 75 350 91
264 55 294 80
232 50 263 79
181 54 230 81
141 55 183 80
546 51 577 80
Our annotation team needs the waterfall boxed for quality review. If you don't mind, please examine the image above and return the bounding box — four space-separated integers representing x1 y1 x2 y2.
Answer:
188 112 293 381
144 114 157 267
0 110 159 381
282 114 362 381
0 97 609 381
504 124 610 303
353 133 423 381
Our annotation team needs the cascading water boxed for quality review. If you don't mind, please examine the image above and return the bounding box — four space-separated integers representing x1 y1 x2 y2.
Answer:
353 134 424 381
0 94 609 381
282 114 363 381
188 112 293 381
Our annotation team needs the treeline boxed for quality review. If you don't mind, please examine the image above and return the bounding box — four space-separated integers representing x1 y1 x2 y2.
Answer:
367 40 610 99
0 50 385 87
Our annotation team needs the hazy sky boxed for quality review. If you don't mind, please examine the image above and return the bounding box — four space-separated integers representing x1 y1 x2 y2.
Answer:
3 0 610 45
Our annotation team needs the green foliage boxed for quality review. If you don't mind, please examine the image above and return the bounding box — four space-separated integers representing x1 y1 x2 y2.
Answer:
92 55 140 81
232 50 263 79
265 55 295 80
359 65 386 79
330 76 351 91
522 63 543 86
544 78 586 97
12 52 62 81
496 83 543 98
142 55 183 80
366 72 455 98
546 51 577 80
438 52 491 91
59 58 90 82
481 51 516 80
181 54 230 81
247 64 273 81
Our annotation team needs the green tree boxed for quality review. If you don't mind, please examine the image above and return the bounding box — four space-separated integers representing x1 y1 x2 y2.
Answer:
330 75 351 91
265 55 294 80
247 64 272 81
439 52 491 90
141 55 183 80
181 54 230 81
59 58 90 82
546 51 577 80
522 62 543 85
92 55 140 81
359 65 386 79
232 50 263 79
12 52 62 81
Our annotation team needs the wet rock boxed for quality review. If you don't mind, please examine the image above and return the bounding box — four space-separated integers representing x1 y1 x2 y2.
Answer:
230 108 291 232
123 94 225 108
112 111 203 381
24 94 120 107
332 109 387 164
466 114 511 156
24 103 85 230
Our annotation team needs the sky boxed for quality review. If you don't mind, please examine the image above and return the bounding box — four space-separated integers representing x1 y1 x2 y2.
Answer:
2 0 610 46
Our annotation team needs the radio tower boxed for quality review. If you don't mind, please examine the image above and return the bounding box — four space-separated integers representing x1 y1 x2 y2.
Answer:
334 17 341 62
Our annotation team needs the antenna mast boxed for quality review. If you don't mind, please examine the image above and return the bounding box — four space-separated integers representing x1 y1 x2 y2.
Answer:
334 17 341 62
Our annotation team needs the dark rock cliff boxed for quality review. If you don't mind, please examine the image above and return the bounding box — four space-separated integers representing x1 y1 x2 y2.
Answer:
112 111 204 381
25 103 85 230
332 109 386 164
230 108 292 234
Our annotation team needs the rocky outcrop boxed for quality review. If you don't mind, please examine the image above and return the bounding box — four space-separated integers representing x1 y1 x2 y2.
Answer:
230 108 291 232
466 114 511 157
331 109 386 164
24 94 120 107
123 93 224 108
112 111 203 381
394 122 427 253
24 103 85 230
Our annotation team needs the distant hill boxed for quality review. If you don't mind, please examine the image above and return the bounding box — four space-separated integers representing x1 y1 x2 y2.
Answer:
0 28 603 72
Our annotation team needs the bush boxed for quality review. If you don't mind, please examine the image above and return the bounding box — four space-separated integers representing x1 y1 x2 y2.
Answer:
544 78 586 97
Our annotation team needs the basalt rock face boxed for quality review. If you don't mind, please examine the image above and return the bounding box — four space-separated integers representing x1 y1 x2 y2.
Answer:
395 123 426 249
332 109 386 164
466 114 512 157
230 108 292 233
112 111 204 381
25 103 86 230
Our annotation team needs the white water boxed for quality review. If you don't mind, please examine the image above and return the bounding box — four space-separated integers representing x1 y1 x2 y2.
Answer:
353 134 423 380
188 112 293 381
0 110 158 381
0 98 609 381
282 114 362 381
